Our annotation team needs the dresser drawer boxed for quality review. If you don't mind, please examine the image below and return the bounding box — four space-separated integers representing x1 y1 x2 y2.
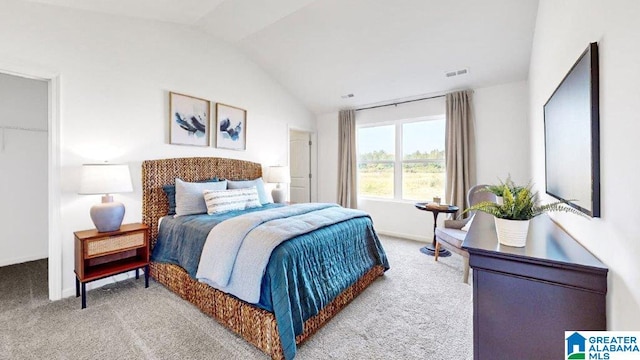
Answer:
85 231 146 258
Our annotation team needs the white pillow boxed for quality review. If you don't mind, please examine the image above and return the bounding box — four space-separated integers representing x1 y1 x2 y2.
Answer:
204 187 262 215
461 214 475 232
175 178 227 216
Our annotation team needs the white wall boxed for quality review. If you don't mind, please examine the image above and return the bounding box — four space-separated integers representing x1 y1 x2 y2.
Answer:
474 81 531 185
0 73 48 266
529 0 640 329
316 82 530 241
316 111 340 203
0 1 315 297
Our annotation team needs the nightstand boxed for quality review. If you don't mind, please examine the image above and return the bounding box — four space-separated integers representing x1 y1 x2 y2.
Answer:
74 223 150 309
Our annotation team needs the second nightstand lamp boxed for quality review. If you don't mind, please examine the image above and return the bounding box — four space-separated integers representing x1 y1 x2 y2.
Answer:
79 163 133 232
267 165 290 204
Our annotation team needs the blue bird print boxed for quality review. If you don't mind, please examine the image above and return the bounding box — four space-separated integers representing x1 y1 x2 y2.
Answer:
190 115 206 133
229 122 242 141
219 118 231 132
175 112 197 133
219 117 242 141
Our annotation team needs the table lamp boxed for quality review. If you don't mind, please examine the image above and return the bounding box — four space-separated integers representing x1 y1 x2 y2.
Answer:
79 163 133 232
266 166 290 203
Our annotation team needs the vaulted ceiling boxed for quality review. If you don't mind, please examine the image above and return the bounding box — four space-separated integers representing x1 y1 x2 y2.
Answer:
23 0 539 114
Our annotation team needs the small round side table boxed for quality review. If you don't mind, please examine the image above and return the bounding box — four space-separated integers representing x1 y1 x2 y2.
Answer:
414 202 459 257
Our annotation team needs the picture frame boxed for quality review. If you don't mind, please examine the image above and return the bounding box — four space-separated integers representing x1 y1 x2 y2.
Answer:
169 92 210 147
215 103 247 151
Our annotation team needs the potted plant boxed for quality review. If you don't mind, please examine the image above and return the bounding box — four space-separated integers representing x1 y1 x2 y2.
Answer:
464 177 586 247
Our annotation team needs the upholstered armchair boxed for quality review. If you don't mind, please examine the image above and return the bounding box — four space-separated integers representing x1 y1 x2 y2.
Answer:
434 184 497 283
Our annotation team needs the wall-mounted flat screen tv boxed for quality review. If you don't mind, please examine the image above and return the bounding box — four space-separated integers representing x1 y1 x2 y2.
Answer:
544 42 600 217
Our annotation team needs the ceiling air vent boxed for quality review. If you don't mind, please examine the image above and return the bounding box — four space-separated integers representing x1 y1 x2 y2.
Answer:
445 68 469 78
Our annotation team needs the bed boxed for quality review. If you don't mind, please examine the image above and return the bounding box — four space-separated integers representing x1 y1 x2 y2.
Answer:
142 157 388 359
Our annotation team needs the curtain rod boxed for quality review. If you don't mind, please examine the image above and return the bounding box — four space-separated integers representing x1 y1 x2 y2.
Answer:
355 94 445 112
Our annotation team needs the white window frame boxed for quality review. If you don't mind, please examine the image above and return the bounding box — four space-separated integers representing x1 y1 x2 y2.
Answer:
357 115 445 201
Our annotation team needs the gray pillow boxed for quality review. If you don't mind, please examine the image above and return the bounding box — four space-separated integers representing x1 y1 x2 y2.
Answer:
163 177 222 215
227 178 272 204
175 178 227 216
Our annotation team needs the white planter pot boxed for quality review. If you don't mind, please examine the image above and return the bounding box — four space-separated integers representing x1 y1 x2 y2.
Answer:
494 217 530 247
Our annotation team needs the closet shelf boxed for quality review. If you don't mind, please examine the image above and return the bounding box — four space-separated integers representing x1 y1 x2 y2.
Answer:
0 125 47 132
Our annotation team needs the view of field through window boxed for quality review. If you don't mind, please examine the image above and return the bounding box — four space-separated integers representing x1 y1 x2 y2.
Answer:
357 119 445 201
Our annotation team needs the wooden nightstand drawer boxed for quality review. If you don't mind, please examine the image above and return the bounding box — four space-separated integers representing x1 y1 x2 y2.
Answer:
85 231 145 258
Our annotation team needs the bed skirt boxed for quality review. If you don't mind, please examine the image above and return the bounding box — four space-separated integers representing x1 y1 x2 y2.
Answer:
149 262 385 359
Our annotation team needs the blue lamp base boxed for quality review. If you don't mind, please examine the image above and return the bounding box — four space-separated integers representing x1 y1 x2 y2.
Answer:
90 195 125 232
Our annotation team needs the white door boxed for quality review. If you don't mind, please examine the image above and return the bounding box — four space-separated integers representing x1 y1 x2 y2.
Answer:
289 130 311 203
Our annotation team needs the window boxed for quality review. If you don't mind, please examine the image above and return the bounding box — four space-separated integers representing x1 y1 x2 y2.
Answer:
357 125 395 198
357 116 445 201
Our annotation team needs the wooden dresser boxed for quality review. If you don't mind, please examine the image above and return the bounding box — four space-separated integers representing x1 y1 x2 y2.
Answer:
462 213 608 359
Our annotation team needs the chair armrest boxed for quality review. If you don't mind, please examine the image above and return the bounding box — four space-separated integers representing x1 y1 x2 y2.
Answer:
444 218 469 229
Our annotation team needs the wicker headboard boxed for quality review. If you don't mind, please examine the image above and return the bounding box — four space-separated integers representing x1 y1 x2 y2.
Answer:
141 157 262 248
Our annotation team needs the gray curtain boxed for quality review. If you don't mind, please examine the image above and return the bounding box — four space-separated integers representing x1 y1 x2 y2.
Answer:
337 109 357 208
445 90 476 213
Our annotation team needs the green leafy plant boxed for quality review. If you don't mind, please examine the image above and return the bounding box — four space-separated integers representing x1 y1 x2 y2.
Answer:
464 178 587 220
483 175 525 197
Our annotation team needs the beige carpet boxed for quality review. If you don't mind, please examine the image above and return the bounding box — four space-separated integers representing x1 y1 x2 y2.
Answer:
0 236 472 359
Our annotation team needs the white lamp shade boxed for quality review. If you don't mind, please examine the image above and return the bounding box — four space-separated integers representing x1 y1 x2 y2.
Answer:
79 164 133 195
266 166 291 184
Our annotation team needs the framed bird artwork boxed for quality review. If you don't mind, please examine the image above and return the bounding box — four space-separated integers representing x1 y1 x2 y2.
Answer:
215 103 247 151
169 92 210 146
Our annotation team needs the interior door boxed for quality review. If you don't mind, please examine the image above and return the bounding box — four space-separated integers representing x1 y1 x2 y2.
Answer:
289 130 311 203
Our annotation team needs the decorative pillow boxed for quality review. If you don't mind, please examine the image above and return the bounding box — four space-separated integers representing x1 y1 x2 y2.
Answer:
227 178 272 204
175 178 227 216
461 214 475 232
203 187 262 215
163 177 222 215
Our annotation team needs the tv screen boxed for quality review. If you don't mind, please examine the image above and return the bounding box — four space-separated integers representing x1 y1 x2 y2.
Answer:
544 42 600 217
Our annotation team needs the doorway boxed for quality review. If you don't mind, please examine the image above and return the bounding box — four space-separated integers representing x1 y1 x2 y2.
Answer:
0 63 60 301
0 72 49 303
289 129 312 203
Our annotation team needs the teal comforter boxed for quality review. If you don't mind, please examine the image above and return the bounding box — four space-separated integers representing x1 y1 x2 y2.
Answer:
151 205 389 359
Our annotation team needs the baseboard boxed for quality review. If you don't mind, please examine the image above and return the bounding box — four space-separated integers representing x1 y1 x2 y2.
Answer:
0 254 48 267
61 269 145 298
376 230 429 243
